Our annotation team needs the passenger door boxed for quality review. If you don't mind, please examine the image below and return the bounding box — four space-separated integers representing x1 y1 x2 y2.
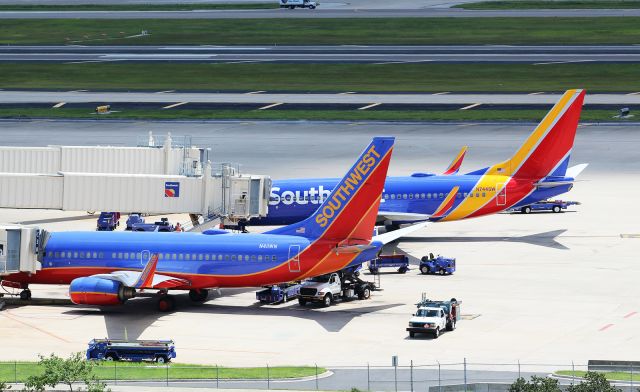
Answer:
496 183 507 206
288 245 301 273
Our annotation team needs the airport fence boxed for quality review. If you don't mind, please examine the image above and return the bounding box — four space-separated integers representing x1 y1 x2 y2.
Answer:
1 360 638 391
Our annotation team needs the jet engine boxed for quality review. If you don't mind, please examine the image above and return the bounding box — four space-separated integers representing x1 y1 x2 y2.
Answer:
69 277 136 306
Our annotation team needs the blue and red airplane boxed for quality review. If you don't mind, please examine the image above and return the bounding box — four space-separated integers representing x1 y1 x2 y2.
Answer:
252 89 588 229
4 137 403 311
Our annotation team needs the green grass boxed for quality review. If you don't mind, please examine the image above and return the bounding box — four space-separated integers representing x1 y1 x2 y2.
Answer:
0 62 638 92
556 370 640 382
0 17 639 45
0 108 631 122
0 3 277 11
456 1 640 10
0 362 323 382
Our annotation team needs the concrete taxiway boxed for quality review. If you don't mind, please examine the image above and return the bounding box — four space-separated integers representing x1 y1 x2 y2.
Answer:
1 91 640 105
0 120 638 371
5 45 640 64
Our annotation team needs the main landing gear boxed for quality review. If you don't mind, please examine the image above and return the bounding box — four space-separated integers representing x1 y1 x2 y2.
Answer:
20 289 32 300
188 289 209 303
156 289 210 312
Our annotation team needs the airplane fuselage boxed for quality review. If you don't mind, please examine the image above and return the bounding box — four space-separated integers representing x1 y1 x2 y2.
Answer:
256 174 572 226
9 231 376 288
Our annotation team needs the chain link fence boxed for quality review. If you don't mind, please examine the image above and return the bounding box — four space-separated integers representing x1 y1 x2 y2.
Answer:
1 360 638 391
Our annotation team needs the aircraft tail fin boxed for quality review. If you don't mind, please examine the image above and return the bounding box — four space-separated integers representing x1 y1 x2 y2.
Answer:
267 137 395 242
443 146 468 175
487 89 585 180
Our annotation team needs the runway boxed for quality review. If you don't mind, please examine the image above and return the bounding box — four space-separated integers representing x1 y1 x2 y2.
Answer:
2 8 640 19
5 45 640 64
1 90 639 105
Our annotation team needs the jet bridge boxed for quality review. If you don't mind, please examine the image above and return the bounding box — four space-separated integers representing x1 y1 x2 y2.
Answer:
0 225 44 277
0 133 270 224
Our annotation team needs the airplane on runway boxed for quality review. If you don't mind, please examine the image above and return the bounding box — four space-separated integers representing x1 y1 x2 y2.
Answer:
251 89 588 230
3 137 410 312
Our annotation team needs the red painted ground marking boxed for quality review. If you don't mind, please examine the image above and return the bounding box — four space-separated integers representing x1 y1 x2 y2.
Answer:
624 311 637 319
599 323 614 331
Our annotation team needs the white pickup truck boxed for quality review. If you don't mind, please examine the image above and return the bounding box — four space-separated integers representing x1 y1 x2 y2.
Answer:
406 306 453 338
298 271 374 307
280 0 319 9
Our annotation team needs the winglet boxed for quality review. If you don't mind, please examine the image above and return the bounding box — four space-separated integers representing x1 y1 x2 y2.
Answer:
429 186 460 221
443 146 468 175
134 254 158 289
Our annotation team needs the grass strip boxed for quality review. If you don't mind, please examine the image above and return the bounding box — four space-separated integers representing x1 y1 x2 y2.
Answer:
0 362 323 382
556 370 640 382
0 62 638 92
456 1 640 10
0 17 639 45
0 3 277 11
0 108 631 122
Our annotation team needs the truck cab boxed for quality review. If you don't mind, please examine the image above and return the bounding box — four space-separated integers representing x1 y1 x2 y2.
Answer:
407 307 447 338
299 272 341 307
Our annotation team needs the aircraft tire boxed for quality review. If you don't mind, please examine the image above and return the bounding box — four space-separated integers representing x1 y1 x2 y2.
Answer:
19 289 31 301
158 295 175 312
189 289 209 302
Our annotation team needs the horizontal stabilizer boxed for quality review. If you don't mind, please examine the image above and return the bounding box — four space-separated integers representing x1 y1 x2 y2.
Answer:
566 163 588 179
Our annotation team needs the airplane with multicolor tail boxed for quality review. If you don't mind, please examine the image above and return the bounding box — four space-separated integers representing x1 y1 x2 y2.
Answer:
253 89 588 230
3 137 408 311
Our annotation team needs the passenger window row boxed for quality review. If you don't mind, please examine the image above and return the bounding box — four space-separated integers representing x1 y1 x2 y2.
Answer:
46 251 278 262
383 191 487 200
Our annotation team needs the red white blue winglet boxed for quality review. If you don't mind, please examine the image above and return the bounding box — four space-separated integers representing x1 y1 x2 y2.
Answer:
443 146 468 175
429 186 460 222
134 254 158 289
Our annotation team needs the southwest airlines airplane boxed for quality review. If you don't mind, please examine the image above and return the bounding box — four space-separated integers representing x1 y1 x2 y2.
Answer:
4 137 404 311
254 89 588 229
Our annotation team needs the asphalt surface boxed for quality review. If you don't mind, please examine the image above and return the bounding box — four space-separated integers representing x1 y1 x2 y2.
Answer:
1 91 639 105
5 45 640 64
2 8 640 19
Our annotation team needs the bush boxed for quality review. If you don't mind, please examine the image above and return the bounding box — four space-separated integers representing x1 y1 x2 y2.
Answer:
567 371 622 392
23 353 109 392
509 376 562 392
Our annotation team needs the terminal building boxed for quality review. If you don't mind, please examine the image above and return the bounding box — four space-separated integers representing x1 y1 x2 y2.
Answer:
0 133 271 279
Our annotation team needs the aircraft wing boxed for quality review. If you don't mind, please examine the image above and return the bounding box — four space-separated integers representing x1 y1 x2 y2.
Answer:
89 254 190 289
89 271 190 289
377 211 430 224
372 221 430 245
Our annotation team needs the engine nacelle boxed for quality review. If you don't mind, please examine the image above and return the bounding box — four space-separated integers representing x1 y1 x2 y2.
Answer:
69 277 136 306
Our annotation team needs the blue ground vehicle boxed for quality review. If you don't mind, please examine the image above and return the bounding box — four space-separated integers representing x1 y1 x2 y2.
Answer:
510 199 580 214
420 254 456 275
256 283 301 304
96 212 120 231
86 339 176 363
125 214 145 230
368 254 409 274
131 217 175 232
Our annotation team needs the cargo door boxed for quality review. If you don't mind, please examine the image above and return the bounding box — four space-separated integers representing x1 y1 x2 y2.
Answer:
496 183 507 206
288 245 301 273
